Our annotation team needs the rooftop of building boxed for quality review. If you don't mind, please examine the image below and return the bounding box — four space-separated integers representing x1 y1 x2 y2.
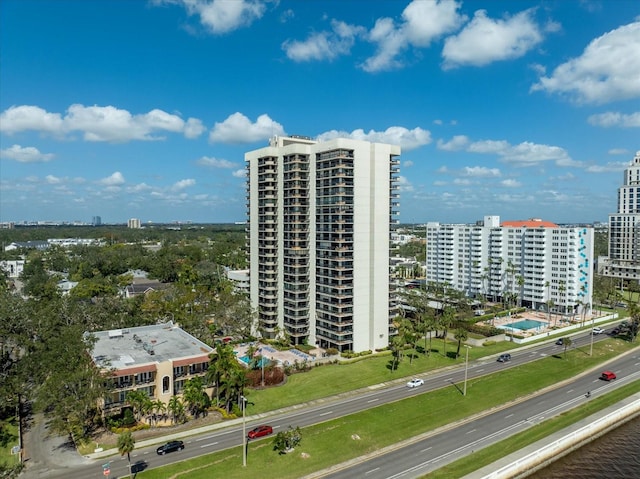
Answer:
501 218 559 228
88 322 213 371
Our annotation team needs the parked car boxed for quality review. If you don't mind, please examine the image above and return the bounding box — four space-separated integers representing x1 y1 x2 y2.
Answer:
600 371 617 381
497 353 512 363
156 440 184 455
610 328 620 335
592 327 605 335
555 338 564 345
615 302 628 308
247 425 273 439
406 378 425 388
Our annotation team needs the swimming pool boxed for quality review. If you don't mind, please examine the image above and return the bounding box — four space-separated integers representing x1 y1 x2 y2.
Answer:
239 356 270 367
500 319 548 331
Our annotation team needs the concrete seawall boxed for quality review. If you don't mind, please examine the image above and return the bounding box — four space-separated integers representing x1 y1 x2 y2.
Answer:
463 392 640 479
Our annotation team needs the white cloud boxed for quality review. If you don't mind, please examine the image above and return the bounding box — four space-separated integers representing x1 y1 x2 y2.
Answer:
45 175 62 184
283 20 366 62
437 135 469 151
0 104 205 142
209 112 285 143
0 144 54 163
0 105 63 134
501 179 522 187
232 169 247 178
196 156 237 168
98 172 126 186
361 0 465 72
531 21 640 104
433 119 443 125
608 148 630 155
397 175 414 192
442 9 543 69
403 160 414 167
468 140 573 166
586 162 628 173
462 166 501 178
316 126 431 151
172 179 196 190
588 111 640 128
157 0 267 35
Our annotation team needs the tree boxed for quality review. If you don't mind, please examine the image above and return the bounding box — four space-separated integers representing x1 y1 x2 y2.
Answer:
182 377 209 418
117 431 135 479
441 306 455 358
126 390 151 423
454 327 468 358
151 399 166 426
167 396 185 425
272 426 302 454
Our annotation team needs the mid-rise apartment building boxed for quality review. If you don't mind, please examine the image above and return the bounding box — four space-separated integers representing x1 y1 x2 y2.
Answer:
245 135 400 352
599 151 640 281
426 216 594 314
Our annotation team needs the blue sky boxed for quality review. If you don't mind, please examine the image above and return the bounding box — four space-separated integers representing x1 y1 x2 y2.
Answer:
1 0 638 225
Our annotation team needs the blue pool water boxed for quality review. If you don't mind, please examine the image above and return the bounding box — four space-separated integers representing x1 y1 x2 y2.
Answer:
502 319 548 331
239 356 270 367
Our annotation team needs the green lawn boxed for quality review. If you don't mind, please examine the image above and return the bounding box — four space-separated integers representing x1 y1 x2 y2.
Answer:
0 417 20 468
134 339 639 479
245 336 514 415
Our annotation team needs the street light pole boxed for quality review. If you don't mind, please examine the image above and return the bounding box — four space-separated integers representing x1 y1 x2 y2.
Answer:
463 346 470 396
590 315 595 356
241 395 247 467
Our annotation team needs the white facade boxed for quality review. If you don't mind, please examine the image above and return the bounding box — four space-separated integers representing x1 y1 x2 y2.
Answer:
246 136 400 352
600 151 640 281
426 216 594 314
128 218 141 229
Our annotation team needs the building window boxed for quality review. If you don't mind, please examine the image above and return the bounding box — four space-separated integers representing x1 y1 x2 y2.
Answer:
162 376 170 394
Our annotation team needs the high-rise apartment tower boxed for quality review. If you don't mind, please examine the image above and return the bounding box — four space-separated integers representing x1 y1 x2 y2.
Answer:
245 136 400 352
599 151 640 281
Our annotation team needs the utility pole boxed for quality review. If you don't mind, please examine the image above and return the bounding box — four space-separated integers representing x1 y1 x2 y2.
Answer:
463 346 470 396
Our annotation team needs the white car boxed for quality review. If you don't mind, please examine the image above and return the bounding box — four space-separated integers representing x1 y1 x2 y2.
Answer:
592 327 605 335
406 378 424 388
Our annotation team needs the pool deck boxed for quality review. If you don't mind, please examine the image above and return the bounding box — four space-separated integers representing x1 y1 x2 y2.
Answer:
483 310 598 337
233 342 323 367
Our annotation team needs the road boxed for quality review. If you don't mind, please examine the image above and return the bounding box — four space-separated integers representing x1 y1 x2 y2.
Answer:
21 328 631 479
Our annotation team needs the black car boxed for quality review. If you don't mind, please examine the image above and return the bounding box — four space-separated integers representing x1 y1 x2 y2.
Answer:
156 440 184 455
497 353 511 363
555 338 564 345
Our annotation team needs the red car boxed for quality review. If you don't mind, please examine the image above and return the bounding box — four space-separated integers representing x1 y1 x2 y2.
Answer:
600 371 617 381
247 425 273 439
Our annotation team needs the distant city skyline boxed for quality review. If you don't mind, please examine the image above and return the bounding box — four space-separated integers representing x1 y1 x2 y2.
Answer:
1 1 638 224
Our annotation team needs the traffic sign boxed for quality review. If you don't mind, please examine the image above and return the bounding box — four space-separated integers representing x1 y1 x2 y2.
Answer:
103 468 110 476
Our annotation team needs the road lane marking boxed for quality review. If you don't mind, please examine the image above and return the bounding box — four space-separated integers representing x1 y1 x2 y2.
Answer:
421 446 432 453
466 429 476 434
505 413 514 419
367 398 379 403
319 411 333 416
200 442 218 448
365 468 380 474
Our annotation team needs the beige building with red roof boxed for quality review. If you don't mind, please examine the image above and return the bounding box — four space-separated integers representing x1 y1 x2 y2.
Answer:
88 322 213 415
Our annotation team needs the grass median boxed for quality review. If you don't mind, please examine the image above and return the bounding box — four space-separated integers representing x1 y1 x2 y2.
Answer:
133 339 638 479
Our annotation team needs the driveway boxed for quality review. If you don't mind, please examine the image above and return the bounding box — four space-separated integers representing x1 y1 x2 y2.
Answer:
20 413 92 478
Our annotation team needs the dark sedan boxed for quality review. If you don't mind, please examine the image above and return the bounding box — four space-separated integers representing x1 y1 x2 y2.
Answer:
156 440 184 455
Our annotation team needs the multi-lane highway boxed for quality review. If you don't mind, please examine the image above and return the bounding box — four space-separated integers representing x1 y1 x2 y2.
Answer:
24 327 637 479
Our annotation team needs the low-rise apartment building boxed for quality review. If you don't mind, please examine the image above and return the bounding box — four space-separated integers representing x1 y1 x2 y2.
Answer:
88 322 213 415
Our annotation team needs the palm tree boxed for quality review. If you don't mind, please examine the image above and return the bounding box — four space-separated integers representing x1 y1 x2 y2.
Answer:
516 275 525 308
454 327 468 358
151 399 166 426
126 390 150 423
441 306 455 359
558 280 567 315
117 431 135 479
183 376 208 418
167 396 185 424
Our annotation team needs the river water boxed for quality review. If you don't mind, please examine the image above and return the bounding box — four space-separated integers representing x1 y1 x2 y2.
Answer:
527 415 640 478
